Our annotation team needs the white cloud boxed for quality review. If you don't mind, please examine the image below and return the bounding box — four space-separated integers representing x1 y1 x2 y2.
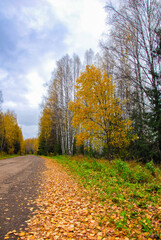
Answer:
18 5 55 37
43 59 56 76
26 71 46 107
46 0 107 56
0 68 8 80
25 54 56 109
1 0 54 36
3 101 17 109
79 0 106 36
21 124 38 139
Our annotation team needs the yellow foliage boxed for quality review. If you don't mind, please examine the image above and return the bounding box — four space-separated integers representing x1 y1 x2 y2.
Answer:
69 65 134 152
39 107 53 140
24 138 38 154
3 111 24 154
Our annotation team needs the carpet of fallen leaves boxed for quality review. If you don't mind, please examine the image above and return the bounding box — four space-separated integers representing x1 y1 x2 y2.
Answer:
5 157 161 239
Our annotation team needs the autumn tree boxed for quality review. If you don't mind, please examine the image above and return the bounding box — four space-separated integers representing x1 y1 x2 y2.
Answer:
25 138 38 154
0 91 4 151
69 65 134 158
0 112 5 152
38 54 82 155
55 55 75 155
0 91 2 110
2 111 24 154
102 0 161 161
38 104 59 155
0 96 24 155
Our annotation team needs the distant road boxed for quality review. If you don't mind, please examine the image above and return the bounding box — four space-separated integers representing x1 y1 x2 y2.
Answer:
0 155 45 239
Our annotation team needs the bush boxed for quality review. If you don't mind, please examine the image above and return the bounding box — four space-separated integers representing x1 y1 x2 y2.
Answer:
146 160 156 175
114 159 154 184
134 165 150 183
114 159 133 181
91 160 103 171
82 161 91 169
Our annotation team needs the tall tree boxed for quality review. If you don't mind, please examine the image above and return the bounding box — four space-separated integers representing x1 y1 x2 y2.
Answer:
84 48 95 67
3 111 24 154
39 54 81 155
0 91 2 111
69 65 134 158
0 112 5 152
52 55 74 155
103 0 161 160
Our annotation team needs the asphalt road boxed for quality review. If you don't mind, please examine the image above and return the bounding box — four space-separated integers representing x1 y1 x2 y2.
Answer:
0 155 45 239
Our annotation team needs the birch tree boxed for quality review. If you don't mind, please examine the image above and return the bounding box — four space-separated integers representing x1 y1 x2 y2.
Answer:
103 0 161 160
39 54 81 155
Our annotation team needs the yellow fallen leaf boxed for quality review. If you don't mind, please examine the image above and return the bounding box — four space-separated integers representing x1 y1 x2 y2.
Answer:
97 236 102 240
19 232 26 237
68 224 74 231
96 226 101 230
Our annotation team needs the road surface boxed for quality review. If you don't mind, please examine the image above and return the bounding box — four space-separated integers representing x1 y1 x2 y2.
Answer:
0 155 45 239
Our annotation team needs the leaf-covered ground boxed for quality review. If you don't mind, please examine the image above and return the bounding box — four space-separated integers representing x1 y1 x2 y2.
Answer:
5 156 161 239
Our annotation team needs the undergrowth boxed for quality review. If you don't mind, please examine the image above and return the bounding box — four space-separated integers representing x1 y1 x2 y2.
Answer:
49 155 161 239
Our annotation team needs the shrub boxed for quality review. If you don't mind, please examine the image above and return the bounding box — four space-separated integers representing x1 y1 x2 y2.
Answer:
91 160 103 171
146 160 156 175
134 166 150 183
114 159 133 181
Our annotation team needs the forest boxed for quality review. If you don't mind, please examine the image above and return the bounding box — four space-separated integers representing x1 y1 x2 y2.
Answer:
38 0 161 163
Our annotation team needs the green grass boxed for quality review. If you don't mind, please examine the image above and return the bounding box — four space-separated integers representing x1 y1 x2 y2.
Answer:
48 155 161 238
0 154 20 160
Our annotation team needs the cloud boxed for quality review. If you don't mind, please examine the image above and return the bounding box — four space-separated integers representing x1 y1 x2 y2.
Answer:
21 125 39 139
0 0 107 139
25 71 46 107
46 0 107 57
18 106 40 126
0 0 68 66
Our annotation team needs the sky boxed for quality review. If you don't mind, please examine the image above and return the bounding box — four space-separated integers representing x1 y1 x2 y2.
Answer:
0 0 107 139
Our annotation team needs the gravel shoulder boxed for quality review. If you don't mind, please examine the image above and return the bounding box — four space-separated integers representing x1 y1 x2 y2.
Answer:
0 155 45 240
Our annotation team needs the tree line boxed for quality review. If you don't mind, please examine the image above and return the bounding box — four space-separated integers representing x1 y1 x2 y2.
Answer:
0 96 38 155
37 0 160 162
0 108 24 154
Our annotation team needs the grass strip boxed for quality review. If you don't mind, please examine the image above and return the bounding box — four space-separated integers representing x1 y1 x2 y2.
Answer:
0 154 20 160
